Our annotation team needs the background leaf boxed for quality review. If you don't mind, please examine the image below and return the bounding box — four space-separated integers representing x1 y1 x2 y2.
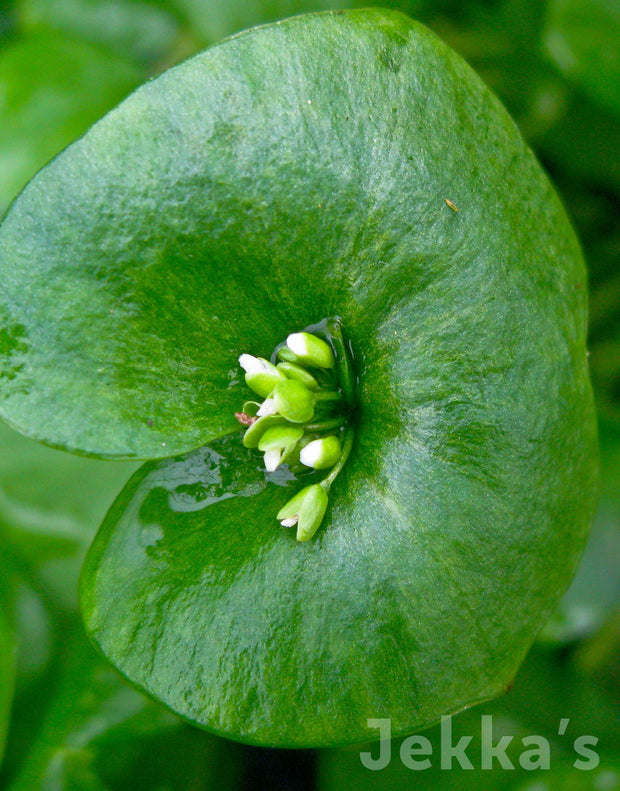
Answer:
171 0 434 45
18 0 187 68
0 30 140 218
0 422 137 610
0 603 15 765
5 624 241 791
0 420 239 789
544 0 620 119
542 418 620 643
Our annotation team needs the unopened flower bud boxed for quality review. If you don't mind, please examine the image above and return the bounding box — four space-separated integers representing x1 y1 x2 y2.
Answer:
285 332 335 369
258 425 304 471
276 345 299 363
299 435 342 470
277 362 319 390
258 425 304 451
276 483 329 542
258 379 314 423
242 415 286 449
239 354 286 398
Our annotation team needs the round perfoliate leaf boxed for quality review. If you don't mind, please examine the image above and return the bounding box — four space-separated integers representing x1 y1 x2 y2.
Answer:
1 9 598 746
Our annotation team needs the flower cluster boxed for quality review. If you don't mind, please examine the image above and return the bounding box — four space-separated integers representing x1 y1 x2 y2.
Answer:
236 329 353 541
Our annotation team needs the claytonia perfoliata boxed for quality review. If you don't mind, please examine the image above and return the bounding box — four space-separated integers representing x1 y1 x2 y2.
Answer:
236 319 354 541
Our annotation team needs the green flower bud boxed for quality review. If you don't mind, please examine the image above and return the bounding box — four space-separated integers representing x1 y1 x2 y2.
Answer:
258 424 304 471
276 345 299 363
242 415 286 449
285 332 335 369
239 354 286 398
276 362 319 390
299 435 342 470
258 379 314 423
258 425 305 451
276 483 329 542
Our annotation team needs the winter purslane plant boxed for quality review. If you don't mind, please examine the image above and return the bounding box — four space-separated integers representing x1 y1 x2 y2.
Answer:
0 9 598 747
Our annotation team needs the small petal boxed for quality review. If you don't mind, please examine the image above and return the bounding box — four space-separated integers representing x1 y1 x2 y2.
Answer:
263 448 282 472
257 397 278 417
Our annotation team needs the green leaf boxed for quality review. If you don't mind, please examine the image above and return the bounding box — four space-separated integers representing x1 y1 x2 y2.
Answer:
173 0 431 44
0 31 141 217
82 402 596 748
0 422 137 535
3 9 598 746
19 0 185 68
0 605 15 765
0 1 15 42
544 0 620 119
0 422 137 611
6 624 238 791
0 9 597 460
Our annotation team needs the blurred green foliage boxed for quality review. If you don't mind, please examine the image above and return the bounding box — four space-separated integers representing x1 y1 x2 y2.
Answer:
0 0 618 788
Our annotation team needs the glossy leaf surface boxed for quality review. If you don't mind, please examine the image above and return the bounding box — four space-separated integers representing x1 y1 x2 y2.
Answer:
82 411 595 747
0 9 596 459
2 9 598 746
